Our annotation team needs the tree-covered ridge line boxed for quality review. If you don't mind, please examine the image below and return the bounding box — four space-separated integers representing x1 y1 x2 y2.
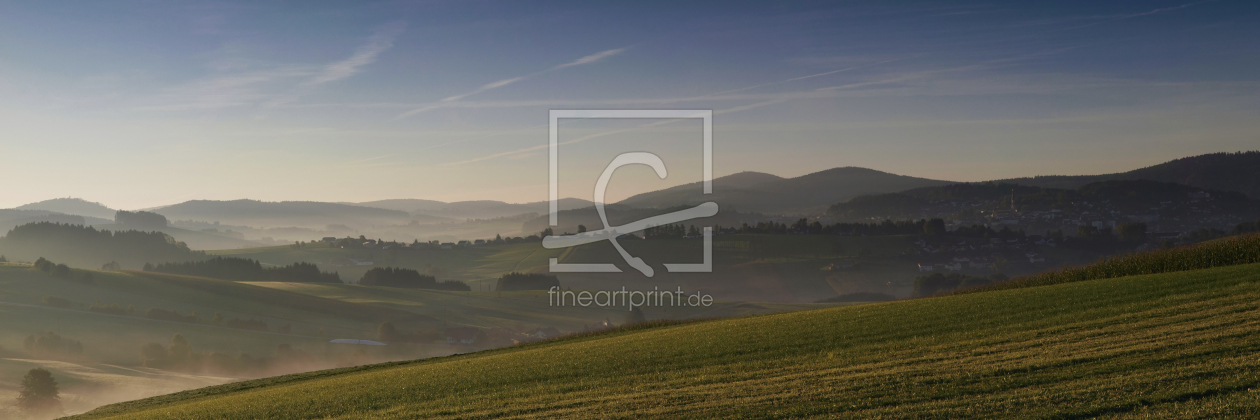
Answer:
148 257 342 283
0 222 204 269
827 179 1256 222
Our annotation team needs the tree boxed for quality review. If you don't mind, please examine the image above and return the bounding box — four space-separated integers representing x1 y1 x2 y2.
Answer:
101 261 121 270
168 334 192 366
139 343 168 367
541 227 554 238
577 225 587 233
625 307 646 325
378 322 399 342
0 255 7 262
923 219 946 236
33 257 55 272
16 367 62 415
1117 222 1148 243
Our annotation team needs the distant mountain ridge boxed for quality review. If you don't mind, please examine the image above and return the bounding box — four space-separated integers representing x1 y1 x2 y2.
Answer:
150 199 413 229
995 151 1260 199
352 198 595 220
15 197 117 219
617 167 955 215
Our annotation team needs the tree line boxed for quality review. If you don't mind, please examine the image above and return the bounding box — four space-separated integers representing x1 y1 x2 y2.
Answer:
147 256 342 283
358 267 470 290
0 222 203 269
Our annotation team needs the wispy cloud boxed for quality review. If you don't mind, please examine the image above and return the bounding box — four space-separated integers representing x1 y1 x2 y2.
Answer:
305 21 406 86
1054 1 1211 31
405 47 627 114
139 23 405 111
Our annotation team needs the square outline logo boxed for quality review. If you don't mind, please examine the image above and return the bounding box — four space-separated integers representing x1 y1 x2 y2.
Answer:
546 109 714 276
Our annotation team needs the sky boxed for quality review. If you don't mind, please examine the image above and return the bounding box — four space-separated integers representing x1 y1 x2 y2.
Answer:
1 0 1258 210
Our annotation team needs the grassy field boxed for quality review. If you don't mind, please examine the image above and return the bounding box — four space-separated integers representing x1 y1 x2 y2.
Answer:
68 261 1260 419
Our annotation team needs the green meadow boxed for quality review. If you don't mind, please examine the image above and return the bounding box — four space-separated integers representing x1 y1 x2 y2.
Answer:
69 261 1260 419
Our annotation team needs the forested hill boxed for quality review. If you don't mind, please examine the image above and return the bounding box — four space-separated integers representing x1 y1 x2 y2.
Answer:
616 167 953 215
827 179 1256 223
994 151 1260 199
0 222 204 269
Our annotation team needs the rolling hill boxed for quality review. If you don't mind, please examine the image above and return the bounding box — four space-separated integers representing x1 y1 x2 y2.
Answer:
354 198 595 220
149 200 413 229
15 198 117 220
0 209 86 234
996 151 1260 199
68 260 1260 418
617 167 953 215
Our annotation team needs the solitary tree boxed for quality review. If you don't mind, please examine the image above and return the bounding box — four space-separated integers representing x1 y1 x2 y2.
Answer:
140 343 168 368
16 367 62 416
378 322 399 342
577 225 587 233
0 255 7 262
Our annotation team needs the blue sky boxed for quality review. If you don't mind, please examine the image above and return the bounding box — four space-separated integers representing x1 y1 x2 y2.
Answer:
1 0 1258 209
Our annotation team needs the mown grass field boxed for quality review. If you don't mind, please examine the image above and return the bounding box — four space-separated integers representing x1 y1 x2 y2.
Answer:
70 262 1260 419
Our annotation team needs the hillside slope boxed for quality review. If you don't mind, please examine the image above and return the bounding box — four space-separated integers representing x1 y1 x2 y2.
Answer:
15 198 117 220
995 151 1260 198
618 167 952 214
71 262 1260 419
150 200 412 229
